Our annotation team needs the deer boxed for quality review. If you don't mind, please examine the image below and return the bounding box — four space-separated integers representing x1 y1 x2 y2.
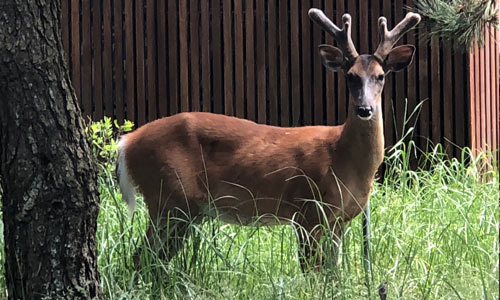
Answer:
116 8 421 271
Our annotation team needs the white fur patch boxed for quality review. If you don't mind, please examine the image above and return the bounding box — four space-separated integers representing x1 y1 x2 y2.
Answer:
117 137 137 216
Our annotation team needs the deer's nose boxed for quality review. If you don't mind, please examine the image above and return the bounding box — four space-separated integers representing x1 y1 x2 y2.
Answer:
355 106 373 120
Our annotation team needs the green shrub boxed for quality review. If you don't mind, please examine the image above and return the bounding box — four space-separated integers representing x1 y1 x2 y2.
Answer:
86 117 133 172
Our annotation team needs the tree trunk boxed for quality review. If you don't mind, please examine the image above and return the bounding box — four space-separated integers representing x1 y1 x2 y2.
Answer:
0 1 102 299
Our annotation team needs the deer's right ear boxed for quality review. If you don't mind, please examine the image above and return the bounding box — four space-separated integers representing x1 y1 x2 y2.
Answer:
318 44 344 72
383 45 416 73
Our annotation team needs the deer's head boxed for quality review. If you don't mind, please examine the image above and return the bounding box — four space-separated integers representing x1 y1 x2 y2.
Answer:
309 9 421 121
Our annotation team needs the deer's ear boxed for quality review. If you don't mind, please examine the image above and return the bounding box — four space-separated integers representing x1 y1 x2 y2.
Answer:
318 45 345 72
384 45 415 73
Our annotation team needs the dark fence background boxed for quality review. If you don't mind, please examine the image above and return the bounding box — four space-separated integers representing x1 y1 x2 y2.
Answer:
60 0 499 158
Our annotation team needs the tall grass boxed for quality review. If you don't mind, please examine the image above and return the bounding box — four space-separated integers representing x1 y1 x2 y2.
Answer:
93 119 498 299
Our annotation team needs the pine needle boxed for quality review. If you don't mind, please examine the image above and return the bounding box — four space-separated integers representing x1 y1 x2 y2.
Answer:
413 0 498 50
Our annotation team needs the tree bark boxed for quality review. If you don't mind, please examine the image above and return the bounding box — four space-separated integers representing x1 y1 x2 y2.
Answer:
0 1 102 299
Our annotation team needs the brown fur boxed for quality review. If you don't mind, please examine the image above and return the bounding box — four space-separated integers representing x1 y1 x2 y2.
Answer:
123 111 383 223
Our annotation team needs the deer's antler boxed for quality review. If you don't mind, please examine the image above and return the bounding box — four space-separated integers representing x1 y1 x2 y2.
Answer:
374 12 421 60
308 8 359 61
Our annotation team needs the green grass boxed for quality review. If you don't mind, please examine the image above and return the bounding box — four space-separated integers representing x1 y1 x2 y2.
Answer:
96 142 499 300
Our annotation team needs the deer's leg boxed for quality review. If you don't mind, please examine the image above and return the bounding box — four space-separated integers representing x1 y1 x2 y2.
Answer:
135 195 201 268
294 219 344 273
294 224 324 272
326 220 344 268
161 213 199 261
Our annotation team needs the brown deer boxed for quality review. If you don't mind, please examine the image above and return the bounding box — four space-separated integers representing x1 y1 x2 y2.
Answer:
117 8 421 271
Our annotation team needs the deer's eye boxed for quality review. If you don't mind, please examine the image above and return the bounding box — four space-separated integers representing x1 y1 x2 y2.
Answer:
376 74 385 81
346 73 361 83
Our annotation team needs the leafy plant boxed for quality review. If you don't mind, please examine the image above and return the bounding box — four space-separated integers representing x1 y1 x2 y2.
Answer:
413 0 498 50
86 117 133 171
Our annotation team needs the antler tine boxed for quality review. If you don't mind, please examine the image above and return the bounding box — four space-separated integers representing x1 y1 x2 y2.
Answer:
308 8 359 61
374 12 421 60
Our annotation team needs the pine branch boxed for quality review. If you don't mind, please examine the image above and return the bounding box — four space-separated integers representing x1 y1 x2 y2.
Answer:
413 0 498 50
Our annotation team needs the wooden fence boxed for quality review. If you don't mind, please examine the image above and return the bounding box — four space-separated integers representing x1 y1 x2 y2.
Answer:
60 0 499 157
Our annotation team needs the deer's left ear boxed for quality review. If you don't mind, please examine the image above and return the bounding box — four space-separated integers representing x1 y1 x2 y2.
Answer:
318 44 345 72
384 45 415 73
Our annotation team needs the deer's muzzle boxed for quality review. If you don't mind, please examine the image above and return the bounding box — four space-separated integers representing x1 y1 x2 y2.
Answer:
356 106 373 120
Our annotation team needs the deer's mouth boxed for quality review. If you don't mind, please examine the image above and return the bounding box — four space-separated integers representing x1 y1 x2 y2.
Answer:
356 106 373 120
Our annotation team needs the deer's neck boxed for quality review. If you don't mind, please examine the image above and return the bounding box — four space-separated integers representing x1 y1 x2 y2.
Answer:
336 103 385 173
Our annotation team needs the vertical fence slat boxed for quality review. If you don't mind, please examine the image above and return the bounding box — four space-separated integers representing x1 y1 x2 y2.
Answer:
479 41 485 150
124 0 135 122
279 0 290 126
245 0 256 120
103 0 113 118
268 0 278 125
430 36 441 145
223 0 234 116
190 0 201 112
168 0 179 115
92 1 103 120
312 0 323 125
490 25 500 157
157 0 167 117
135 0 146 125
468 52 474 151
256 0 266 123
474 45 480 152
493 25 499 157
470 48 478 151
491 25 496 154
453 46 465 149
301 0 312 125
325 0 335 125
488 27 494 154
179 0 189 112
201 0 211 112
406 0 418 152
234 0 244 118
290 0 301 126
81 0 92 116
484 27 491 152
472 46 478 151
478 35 484 151
370 0 380 54
212 0 223 114
442 41 453 157
71 0 80 103
359 0 369 54
297 0 316 125
255 0 267 123
476 42 481 151
113 0 124 124
418 24 429 148
146 0 157 121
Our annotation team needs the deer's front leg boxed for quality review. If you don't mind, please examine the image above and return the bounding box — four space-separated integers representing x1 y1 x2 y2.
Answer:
294 225 324 272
